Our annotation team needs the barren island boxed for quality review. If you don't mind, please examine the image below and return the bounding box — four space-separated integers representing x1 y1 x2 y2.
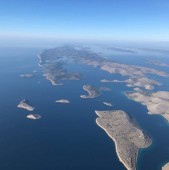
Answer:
55 99 70 103
80 85 100 98
17 99 35 111
95 110 152 170
27 114 41 120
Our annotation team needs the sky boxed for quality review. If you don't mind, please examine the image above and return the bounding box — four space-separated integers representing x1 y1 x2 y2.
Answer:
0 0 169 45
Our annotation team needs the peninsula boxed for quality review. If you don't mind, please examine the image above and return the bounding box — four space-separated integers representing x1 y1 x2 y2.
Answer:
80 85 100 98
125 91 169 121
95 110 152 170
17 99 35 111
39 46 84 85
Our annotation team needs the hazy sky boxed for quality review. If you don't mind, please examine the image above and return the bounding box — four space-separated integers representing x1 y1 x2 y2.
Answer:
0 0 169 43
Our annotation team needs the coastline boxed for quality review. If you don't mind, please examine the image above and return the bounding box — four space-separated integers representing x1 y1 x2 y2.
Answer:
2 45 169 170
80 86 93 98
80 85 99 98
136 142 155 170
42 73 63 86
95 110 151 170
37 54 43 67
38 53 62 86
124 91 169 122
162 162 169 170
95 111 131 170
123 91 149 107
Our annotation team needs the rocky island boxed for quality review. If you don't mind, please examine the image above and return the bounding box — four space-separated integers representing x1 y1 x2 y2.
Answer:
26 114 41 120
125 91 169 121
95 110 152 170
17 99 35 111
55 99 70 103
103 102 113 106
80 85 100 98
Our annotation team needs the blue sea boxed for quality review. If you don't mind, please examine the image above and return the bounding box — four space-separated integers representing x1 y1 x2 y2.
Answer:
0 46 169 170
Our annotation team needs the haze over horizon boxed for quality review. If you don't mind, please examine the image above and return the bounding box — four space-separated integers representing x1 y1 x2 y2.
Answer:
0 0 169 46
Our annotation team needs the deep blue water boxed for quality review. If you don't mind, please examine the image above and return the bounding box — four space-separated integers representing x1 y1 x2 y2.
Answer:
0 47 169 170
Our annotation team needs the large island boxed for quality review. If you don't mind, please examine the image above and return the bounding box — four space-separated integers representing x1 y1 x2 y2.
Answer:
95 110 152 170
39 46 169 92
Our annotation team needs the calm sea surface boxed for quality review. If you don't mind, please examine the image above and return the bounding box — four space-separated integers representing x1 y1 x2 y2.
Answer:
0 47 169 170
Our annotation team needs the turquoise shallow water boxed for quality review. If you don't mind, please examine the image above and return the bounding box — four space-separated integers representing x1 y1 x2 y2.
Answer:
0 47 169 170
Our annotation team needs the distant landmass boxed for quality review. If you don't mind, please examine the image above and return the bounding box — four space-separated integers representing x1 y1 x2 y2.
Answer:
39 46 169 89
102 77 161 91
